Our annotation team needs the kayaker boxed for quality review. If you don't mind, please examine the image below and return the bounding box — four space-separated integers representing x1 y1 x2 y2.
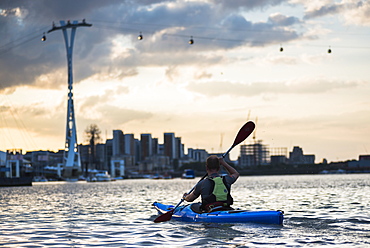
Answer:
182 155 239 212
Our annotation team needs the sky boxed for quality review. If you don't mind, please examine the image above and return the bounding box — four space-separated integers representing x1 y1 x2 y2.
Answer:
0 0 369 162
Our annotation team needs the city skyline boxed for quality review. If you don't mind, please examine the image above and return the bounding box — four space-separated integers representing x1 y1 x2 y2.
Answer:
0 1 370 163
2 127 365 165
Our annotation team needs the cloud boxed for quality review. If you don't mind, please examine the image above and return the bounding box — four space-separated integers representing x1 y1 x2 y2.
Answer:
302 0 370 26
73 85 153 129
303 3 344 19
194 71 213 80
210 0 287 10
268 13 301 26
78 86 130 115
0 87 151 143
94 105 153 127
0 102 64 139
186 79 365 97
165 66 180 81
0 0 306 91
343 1 370 26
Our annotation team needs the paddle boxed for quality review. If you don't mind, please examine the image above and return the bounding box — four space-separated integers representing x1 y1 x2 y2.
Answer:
153 121 255 223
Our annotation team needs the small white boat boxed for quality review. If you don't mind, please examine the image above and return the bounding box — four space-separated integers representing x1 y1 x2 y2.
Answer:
182 169 195 179
94 171 112 182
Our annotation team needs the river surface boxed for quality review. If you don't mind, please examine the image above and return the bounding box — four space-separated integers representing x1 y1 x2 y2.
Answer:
0 174 369 247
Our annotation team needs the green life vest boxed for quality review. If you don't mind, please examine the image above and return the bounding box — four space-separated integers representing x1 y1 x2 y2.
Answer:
201 176 233 208
211 177 229 202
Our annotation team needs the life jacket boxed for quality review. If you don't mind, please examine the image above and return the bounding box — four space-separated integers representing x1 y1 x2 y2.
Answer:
201 176 233 211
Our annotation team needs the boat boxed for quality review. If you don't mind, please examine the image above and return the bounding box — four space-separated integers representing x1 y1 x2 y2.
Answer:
152 173 163 179
0 176 32 187
87 170 112 182
153 202 284 225
33 175 48 182
181 169 195 179
95 171 111 182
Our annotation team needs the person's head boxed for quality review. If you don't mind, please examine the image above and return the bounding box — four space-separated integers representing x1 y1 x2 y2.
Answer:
206 155 220 172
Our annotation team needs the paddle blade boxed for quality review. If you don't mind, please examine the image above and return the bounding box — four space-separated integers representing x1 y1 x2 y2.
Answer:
232 121 255 147
153 209 174 223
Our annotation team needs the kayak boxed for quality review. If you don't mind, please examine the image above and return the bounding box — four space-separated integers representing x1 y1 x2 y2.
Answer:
153 202 284 225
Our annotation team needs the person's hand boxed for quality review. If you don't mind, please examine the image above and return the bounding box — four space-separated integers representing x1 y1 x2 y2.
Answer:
218 156 225 164
183 193 188 200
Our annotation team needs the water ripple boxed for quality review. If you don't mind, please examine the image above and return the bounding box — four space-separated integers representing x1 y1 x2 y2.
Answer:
0 174 369 247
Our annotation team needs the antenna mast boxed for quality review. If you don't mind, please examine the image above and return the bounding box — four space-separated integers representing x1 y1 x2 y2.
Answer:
47 20 92 178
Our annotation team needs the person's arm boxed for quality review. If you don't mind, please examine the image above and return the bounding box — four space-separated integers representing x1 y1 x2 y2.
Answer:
183 191 197 202
183 182 201 202
219 157 239 180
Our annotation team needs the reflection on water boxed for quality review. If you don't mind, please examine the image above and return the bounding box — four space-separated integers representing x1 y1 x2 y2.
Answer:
0 174 369 247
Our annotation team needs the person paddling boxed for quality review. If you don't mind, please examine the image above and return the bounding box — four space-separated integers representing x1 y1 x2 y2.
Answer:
182 155 239 212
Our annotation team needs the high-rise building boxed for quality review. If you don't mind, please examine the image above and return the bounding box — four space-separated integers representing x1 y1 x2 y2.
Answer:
124 134 135 155
95 143 107 170
112 130 125 156
104 139 113 174
175 137 184 159
164 133 176 160
140 133 153 161
134 139 141 163
152 138 159 155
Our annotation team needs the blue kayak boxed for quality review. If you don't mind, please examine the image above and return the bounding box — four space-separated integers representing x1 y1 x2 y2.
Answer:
153 202 284 225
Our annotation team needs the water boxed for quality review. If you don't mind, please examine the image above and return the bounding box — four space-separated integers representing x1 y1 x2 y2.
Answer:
0 174 369 247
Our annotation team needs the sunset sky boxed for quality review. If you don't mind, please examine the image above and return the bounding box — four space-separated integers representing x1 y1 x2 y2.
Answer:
0 0 369 162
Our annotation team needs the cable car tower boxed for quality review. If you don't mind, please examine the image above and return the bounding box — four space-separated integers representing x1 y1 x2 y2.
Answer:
47 20 92 178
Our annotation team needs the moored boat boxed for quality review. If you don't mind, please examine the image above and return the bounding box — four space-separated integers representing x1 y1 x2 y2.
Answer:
95 171 111 182
0 177 32 187
181 169 195 179
153 202 284 225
